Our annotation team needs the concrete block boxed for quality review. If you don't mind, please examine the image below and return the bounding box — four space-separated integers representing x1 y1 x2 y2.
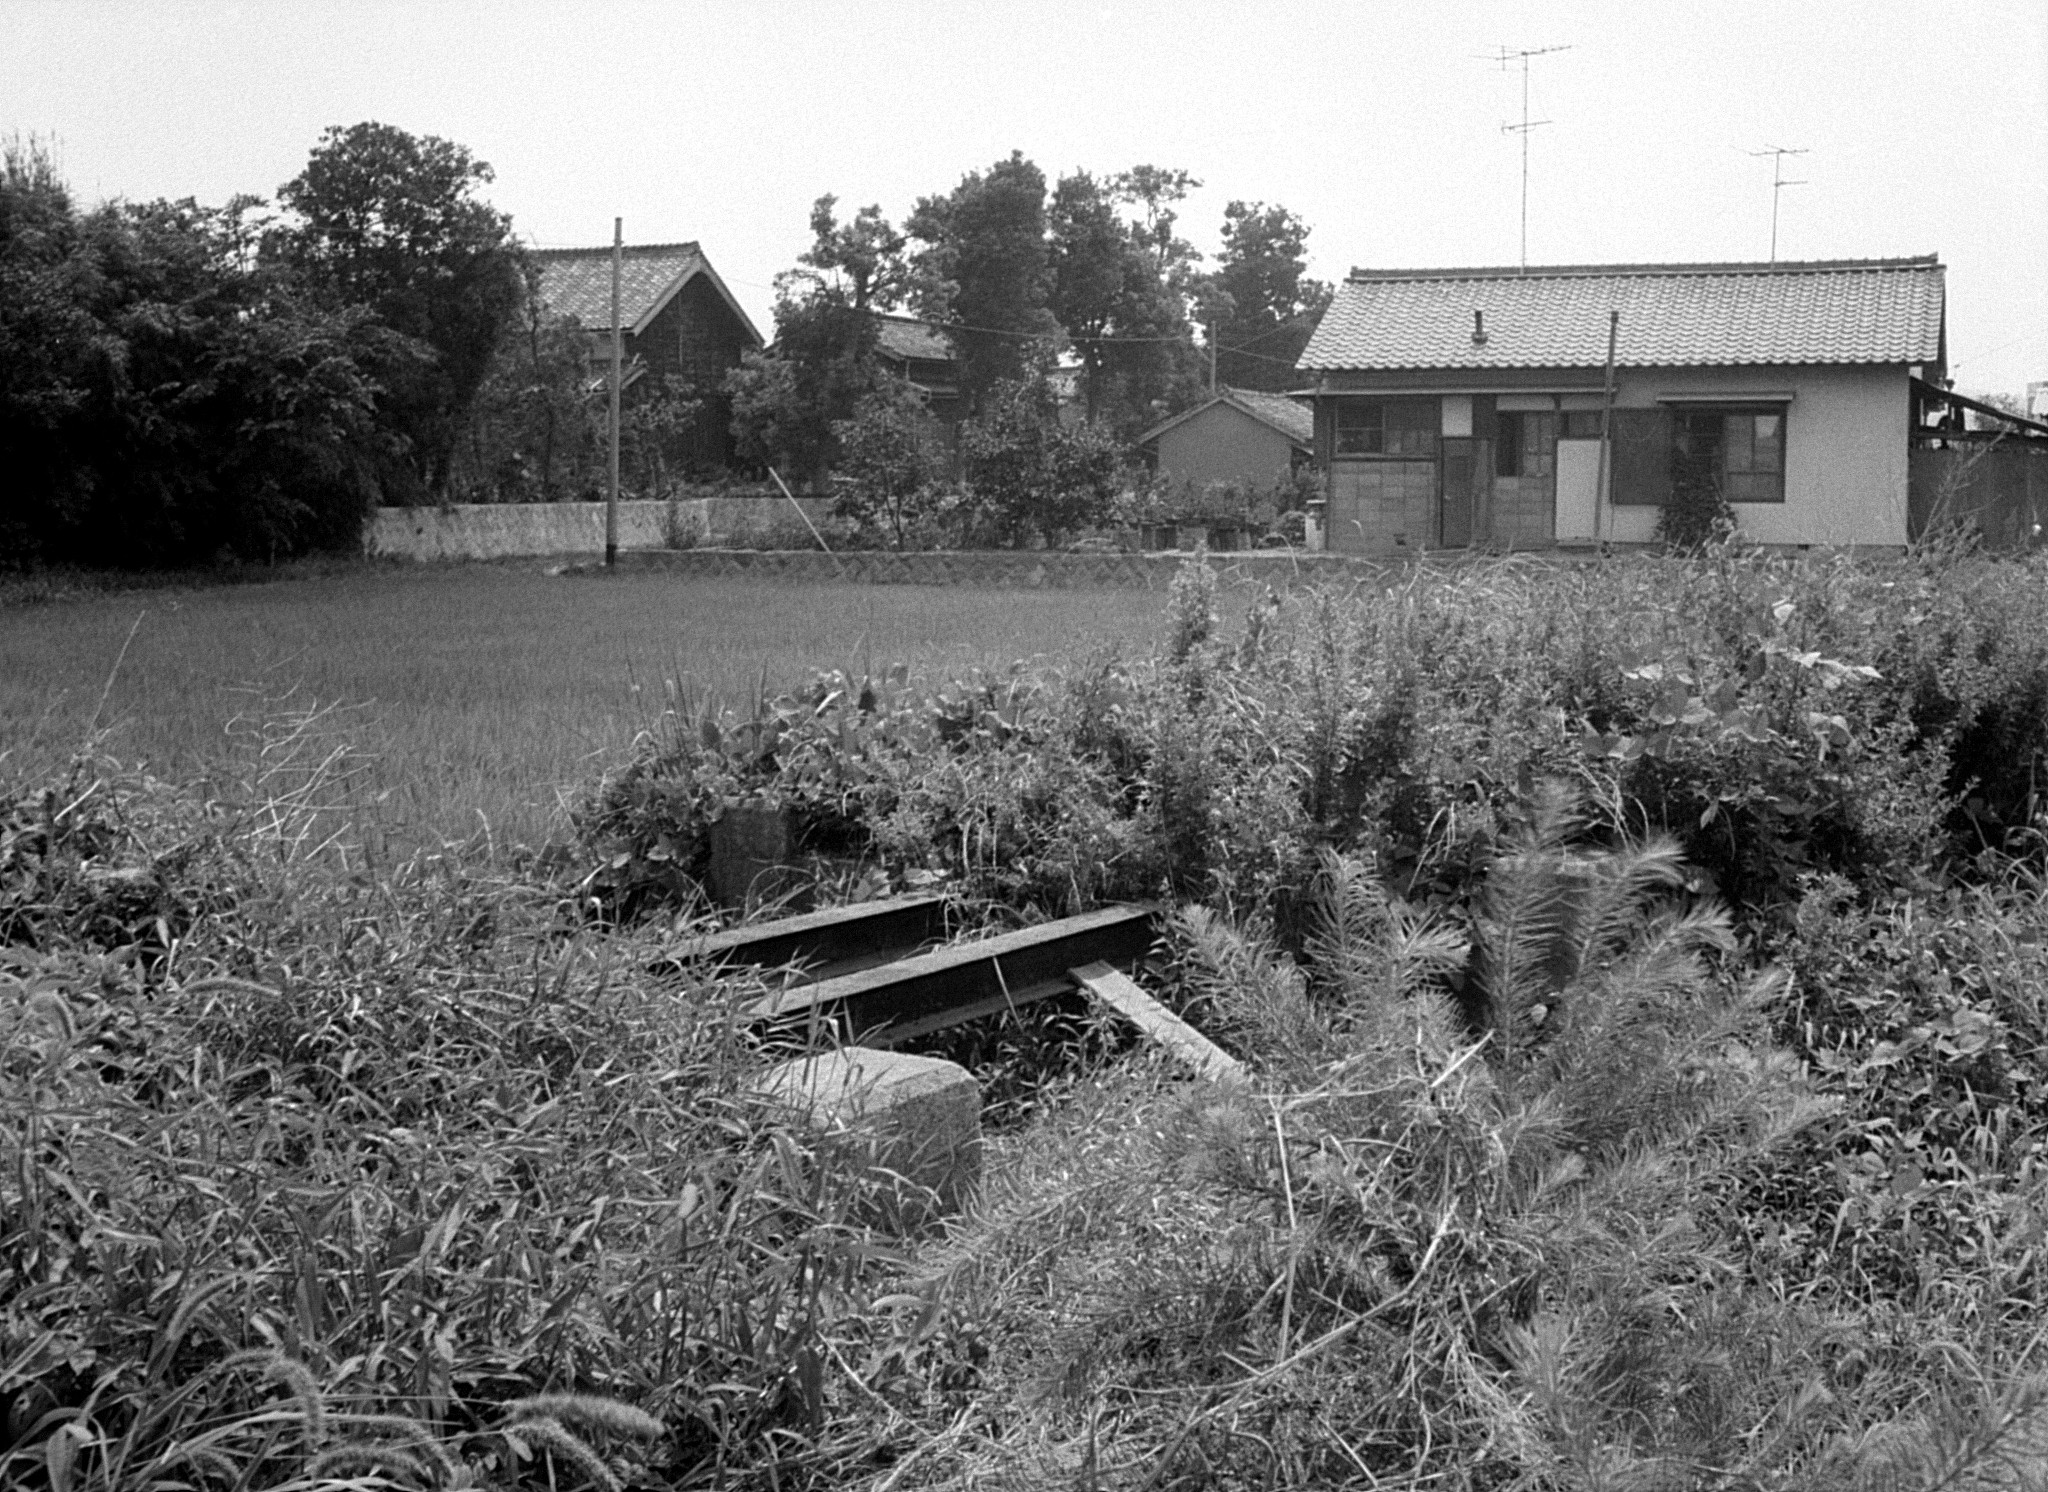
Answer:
752 1047 981 1227
708 804 800 911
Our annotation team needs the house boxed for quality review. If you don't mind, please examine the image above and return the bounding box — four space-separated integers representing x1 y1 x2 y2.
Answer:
532 241 764 471
1296 256 1947 553
1138 387 1315 490
873 314 964 427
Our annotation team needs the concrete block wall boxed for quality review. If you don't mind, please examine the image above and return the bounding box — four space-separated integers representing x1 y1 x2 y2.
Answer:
1491 472 1556 549
365 500 673 561
607 547 1382 590
1327 461 1437 555
366 496 837 561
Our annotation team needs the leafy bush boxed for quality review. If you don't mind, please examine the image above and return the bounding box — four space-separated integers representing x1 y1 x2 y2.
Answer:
958 376 1123 548
0 752 974 1489
828 386 946 548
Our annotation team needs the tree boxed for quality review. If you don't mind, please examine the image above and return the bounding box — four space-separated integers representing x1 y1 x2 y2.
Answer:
726 196 922 487
959 375 1123 548
1046 168 1205 436
1 148 405 568
1111 165 1202 281
273 122 523 500
906 152 1060 406
799 194 916 313
830 386 944 548
456 258 604 501
1206 201 1332 393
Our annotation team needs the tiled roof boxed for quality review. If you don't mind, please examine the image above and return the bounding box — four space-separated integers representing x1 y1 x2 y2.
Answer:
533 242 706 332
1137 387 1315 448
1226 387 1314 444
875 314 956 363
1298 256 1944 371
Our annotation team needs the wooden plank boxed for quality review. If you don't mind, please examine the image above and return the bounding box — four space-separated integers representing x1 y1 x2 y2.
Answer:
651 893 947 980
1070 961 1247 1085
748 905 1156 1043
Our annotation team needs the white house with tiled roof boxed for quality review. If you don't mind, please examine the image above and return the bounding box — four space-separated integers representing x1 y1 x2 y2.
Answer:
1296 256 1946 553
532 241 764 470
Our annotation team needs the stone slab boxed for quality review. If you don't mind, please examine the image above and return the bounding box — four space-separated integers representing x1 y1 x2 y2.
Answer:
752 1047 982 1227
708 804 800 911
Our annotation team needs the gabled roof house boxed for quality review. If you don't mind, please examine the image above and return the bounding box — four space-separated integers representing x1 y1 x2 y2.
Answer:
1138 387 1315 489
1296 256 1947 552
533 241 764 471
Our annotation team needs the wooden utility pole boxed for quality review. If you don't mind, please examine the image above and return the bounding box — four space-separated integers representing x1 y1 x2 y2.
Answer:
1594 309 1619 542
606 217 622 569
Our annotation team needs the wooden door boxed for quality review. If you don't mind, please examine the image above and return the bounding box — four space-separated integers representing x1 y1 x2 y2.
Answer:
1439 437 1481 547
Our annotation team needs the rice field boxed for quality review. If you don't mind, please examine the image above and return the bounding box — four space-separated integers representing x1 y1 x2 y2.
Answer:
0 560 1176 850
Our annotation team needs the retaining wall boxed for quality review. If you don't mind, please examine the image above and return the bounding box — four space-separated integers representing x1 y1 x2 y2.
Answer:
366 496 837 561
597 547 1384 590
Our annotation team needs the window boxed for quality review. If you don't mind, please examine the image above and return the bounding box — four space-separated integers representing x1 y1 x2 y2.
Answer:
1335 402 1383 456
1495 410 1554 478
1334 399 1438 458
1675 407 1786 504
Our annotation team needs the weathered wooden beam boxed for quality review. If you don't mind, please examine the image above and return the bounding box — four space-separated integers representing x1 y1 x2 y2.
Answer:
748 905 1157 1044
651 893 948 981
1070 961 1247 1085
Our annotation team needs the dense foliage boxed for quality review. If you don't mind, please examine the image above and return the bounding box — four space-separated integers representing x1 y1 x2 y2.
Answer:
0 142 406 568
272 122 524 503
10 545 2048 1489
2 124 536 567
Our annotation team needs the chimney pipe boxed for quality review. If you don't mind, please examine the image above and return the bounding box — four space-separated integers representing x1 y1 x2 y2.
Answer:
1472 308 1488 344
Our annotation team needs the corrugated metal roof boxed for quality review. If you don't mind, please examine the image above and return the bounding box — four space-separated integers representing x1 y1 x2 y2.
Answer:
1298 256 1945 371
875 315 956 363
533 242 706 333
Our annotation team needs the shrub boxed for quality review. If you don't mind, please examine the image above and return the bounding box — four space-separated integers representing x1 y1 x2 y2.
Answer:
959 376 1123 548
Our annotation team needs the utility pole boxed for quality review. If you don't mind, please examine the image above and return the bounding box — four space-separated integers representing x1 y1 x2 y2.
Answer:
1208 307 1218 394
1747 145 1808 263
606 217 621 569
1492 44 1570 272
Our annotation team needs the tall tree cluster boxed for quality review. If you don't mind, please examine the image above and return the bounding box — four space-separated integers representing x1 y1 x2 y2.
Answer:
734 151 1330 494
1205 201 1332 393
2 123 530 568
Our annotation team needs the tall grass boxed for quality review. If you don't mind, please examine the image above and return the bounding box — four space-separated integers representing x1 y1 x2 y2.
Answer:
0 563 1173 853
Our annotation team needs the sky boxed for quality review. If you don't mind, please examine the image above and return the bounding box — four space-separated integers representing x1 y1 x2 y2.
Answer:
6 0 2045 398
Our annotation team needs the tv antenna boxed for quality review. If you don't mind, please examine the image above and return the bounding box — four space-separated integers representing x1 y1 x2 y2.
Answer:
1491 44 1571 272
1747 144 1808 263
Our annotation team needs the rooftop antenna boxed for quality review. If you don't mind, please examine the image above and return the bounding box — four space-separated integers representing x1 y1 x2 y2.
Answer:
1747 145 1808 263
1491 44 1571 273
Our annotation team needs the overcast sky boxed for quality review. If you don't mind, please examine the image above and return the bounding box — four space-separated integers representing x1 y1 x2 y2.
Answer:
7 0 2045 396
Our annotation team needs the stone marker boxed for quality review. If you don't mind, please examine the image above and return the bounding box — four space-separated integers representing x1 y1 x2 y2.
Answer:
751 1047 982 1228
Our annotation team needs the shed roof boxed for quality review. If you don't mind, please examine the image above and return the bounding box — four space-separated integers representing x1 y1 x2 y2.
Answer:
1138 387 1315 449
874 314 956 363
1298 256 1944 372
532 241 764 347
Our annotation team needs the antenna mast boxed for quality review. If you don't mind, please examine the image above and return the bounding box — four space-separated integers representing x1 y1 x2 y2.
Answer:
1493 44 1570 272
1747 144 1808 263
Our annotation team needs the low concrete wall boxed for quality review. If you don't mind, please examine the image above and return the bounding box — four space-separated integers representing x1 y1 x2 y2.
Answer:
367 496 838 561
367 501 670 560
600 547 1381 590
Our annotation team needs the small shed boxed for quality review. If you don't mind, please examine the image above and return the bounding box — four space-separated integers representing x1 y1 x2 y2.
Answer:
1138 387 1315 490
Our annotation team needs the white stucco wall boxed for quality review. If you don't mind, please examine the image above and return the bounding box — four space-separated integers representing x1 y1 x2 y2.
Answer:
1600 363 1912 547
1157 404 1299 489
